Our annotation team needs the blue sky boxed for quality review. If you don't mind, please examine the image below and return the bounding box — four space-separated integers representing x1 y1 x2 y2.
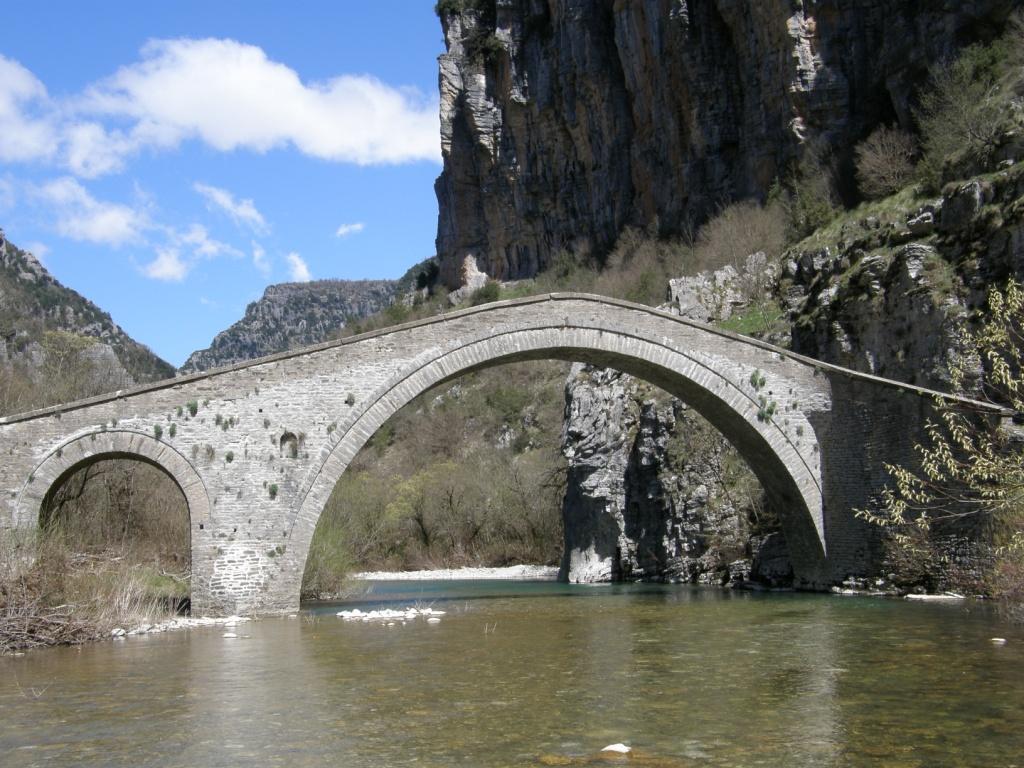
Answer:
0 2 445 367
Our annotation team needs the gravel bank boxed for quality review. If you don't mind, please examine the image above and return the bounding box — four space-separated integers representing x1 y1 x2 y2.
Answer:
350 565 559 581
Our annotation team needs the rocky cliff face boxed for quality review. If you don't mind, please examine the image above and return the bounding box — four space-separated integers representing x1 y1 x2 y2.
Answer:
785 167 1024 391
0 229 174 385
560 365 778 586
435 0 1015 288
181 279 401 372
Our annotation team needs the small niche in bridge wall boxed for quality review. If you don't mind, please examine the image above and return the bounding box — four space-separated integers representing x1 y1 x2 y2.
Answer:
280 432 299 459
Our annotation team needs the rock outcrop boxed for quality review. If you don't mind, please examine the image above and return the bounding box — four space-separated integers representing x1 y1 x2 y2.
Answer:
434 0 1015 288
560 364 769 585
181 279 401 372
0 229 174 386
785 165 1024 390
559 251 795 584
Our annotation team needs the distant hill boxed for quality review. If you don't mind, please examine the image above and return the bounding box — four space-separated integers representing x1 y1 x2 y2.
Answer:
180 258 437 372
0 228 175 385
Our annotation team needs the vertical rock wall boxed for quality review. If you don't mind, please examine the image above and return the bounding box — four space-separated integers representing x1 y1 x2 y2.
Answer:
560 363 766 584
435 0 1014 288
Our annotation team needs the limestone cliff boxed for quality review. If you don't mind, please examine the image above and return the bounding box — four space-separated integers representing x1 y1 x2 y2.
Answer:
181 280 400 372
0 229 174 386
560 363 768 584
434 0 1015 288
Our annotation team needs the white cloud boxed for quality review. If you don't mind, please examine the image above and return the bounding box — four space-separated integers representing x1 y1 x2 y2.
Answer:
194 182 269 234
34 177 146 246
82 38 440 168
0 54 57 164
180 223 243 259
252 242 270 276
143 247 189 281
0 42 440 177
285 251 311 282
335 222 365 238
63 121 134 178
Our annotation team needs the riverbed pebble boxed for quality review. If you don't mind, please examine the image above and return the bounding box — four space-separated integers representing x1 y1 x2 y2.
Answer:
351 565 559 581
602 744 631 754
991 637 1008 645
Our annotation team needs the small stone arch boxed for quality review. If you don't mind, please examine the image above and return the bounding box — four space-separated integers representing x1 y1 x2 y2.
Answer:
14 429 211 533
279 322 831 603
280 431 300 459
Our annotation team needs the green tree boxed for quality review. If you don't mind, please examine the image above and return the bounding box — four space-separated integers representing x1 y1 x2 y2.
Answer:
859 281 1024 610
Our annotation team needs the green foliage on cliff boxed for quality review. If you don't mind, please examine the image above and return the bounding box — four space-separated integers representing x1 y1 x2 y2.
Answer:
916 18 1024 192
0 235 174 388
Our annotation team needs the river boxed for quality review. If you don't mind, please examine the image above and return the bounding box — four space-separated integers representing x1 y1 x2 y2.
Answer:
1 581 1022 767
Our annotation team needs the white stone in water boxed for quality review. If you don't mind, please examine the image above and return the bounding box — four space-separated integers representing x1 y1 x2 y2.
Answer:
222 632 237 638
427 617 441 624
111 628 126 637
602 744 631 753
336 606 447 622
906 593 965 601
992 638 1008 645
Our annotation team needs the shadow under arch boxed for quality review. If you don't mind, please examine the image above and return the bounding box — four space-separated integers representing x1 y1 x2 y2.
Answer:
283 323 831 601
14 429 211 550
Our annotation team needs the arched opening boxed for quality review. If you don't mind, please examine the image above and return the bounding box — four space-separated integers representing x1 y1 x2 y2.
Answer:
299 356 788 600
8 430 211 629
301 360 569 598
36 454 192 616
280 432 300 459
287 320 827 607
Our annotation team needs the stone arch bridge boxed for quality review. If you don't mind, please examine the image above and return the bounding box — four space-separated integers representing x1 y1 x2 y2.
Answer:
0 294 994 614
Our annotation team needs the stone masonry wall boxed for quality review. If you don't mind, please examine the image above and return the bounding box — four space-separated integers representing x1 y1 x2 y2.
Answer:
0 294 974 614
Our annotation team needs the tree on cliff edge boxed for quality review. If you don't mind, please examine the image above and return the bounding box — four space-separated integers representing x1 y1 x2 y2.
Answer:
859 281 1024 615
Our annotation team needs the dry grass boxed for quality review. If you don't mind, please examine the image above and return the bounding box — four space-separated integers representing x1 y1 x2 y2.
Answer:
0 532 182 654
1 459 190 654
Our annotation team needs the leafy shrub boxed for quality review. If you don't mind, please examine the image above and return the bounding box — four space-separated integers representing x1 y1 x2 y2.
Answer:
916 22 1024 190
469 280 501 305
855 125 918 200
692 200 788 274
153 425 163 440
187 400 198 417
465 32 504 63
268 484 279 500
783 140 839 240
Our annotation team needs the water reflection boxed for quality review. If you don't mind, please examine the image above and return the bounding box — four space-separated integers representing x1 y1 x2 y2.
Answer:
1 583 1022 767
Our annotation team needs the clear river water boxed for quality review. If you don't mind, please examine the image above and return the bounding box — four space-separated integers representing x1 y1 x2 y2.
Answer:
1 581 1023 767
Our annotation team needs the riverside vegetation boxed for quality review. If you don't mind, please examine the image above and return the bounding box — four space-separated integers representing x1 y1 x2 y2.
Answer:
3 16 1024 650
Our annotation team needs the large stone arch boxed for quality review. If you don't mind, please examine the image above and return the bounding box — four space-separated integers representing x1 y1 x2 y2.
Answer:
14 429 211 564
279 321 831 600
